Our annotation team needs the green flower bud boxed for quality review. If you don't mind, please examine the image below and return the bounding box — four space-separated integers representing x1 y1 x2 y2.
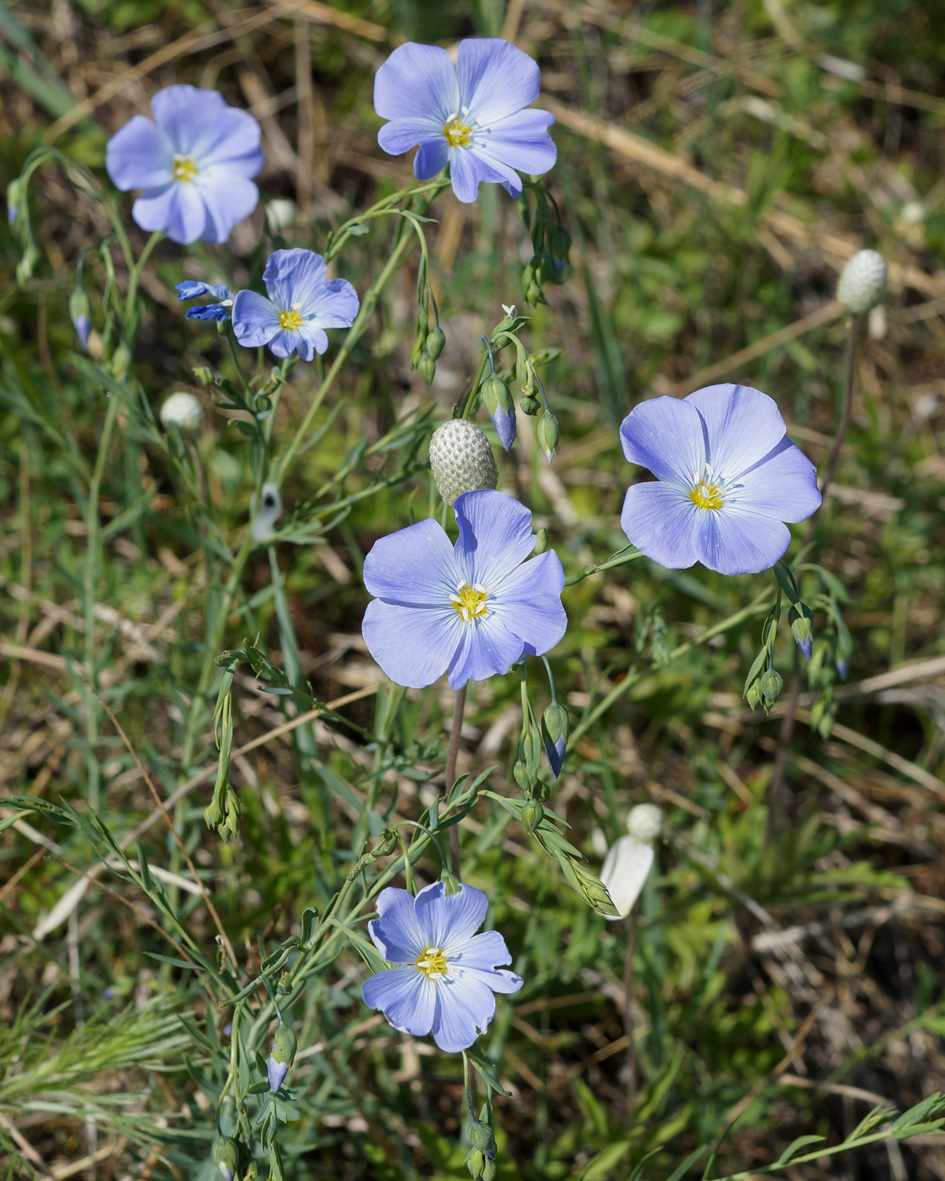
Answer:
7 176 22 226
465 1149 486 1179
745 679 763 711
416 354 436 384
109 343 131 379
409 336 424 367
519 394 542 416
481 373 514 418
513 759 535 792
425 325 446 359
521 800 544 833
467 1120 496 1156
69 288 92 351
537 411 559 462
268 1023 297 1091
212 1136 240 1181
534 527 550 555
760 669 783 711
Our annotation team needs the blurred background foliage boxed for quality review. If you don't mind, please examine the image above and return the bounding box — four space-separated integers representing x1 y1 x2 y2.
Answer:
2 0 945 1178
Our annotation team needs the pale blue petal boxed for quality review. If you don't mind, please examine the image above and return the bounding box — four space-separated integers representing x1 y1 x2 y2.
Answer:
415 882 487 948
453 963 523 995
194 170 259 243
450 928 512 969
479 108 557 177
363 599 461 688
131 183 206 244
453 490 536 587
267 1057 289 1092
414 138 451 180
456 39 540 126
362 967 437 1038
185 303 230 322
368 887 427 962
620 396 707 486
150 85 229 154
263 248 327 309
488 549 566 657
176 281 230 301
686 384 786 477
430 974 496 1052
448 147 508 203
363 517 458 605
447 618 524 689
106 116 173 190
545 732 566 778
693 505 792 575
232 290 280 347
374 42 460 123
620 481 704 569
306 278 359 328
294 325 328 358
378 117 445 156
731 437 822 522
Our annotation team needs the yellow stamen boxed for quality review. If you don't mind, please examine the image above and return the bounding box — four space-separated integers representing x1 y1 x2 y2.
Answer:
450 582 488 622
279 309 304 331
689 481 724 510
416 947 448 979
172 155 199 183
444 116 473 147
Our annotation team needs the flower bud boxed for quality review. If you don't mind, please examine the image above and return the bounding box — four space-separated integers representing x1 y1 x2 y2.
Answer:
537 411 559 463
789 606 813 661
481 373 516 451
109 342 131 380
416 353 436 385
160 391 204 436
212 1136 240 1181
267 1023 297 1092
16 242 40 285
467 1120 496 1157
541 702 569 779
425 326 446 359
429 420 499 506
513 758 535 792
519 394 542 416
69 289 92 352
7 177 21 226
760 669 784 711
745 678 763 711
837 249 887 314
533 527 550 555
521 800 544 833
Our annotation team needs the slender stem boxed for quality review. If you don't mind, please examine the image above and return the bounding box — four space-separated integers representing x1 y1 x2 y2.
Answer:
565 545 643 586
124 231 162 323
623 910 638 1119
767 311 862 827
444 686 467 874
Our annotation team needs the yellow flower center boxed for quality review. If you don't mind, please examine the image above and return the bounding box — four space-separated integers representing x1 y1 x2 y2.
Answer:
444 116 473 147
279 309 304 331
450 582 488 622
172 155 200 183
416 947 448 979
689 481 724 510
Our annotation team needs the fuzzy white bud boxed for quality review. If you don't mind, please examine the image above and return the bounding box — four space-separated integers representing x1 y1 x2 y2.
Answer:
626 803 662 842
251 482 282 542
159 391 204 436
836 250 887 314
429 420 499 506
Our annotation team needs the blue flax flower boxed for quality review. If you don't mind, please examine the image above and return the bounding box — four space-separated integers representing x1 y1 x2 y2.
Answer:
619 383 821 576
231 249 359 361
106 85 263 245
362 882 523 1053
362 489 566 690
374 39 556 204
176 280 234 321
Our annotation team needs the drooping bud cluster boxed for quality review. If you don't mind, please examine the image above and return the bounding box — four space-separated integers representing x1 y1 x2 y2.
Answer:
429 420 499 505
836 249 888 314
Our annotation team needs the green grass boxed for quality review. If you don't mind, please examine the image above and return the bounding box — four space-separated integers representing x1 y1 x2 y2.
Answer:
2 1 945 1179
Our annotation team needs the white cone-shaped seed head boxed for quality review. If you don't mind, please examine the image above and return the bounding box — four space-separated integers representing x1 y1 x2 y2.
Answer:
626 803 662 841
837 249 888 313
160 391 204 435
429 420 499 506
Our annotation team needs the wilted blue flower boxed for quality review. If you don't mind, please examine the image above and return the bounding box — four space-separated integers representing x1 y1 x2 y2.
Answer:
106 85 263 245
231 249 359 361
176 280 234 321
374 39 556 204
362 881 523 1053
620 384 822 576
362 490 566 690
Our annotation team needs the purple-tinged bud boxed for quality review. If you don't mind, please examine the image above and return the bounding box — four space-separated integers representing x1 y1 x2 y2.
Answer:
7 178 21 226
267 1023 297 1092
212 1136 240 1181
69 289 92 351
482 374 516 450
789 607 813 661
541 702 569 779
836 658 849 680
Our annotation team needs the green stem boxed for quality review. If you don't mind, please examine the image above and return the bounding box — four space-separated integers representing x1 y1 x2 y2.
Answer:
564 545 643 585
124 230 163 324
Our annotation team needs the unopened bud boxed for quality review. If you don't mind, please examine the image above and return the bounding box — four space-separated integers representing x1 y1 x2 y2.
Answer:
534 527 550 554
425 326 446 359
110 342 131 379
268 1023 297 1092
760 669 783 711
69 289 92 352
16 242 40 285
467 1120 496 1157
521 800 544 833
7 177 21 226
160 391 204 436
745 679 763 711
537 411 559 462
519 394 541 416
837 249 887 314
788 606 813 661
212 1136 240 1181
481 373 516 451
415 353 436 384
541 702 569 779
429 420 499 506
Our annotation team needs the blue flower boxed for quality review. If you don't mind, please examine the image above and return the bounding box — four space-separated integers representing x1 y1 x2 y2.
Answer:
619 383 822 576
374 39 556 204
362 489 566 690
106 85 263 245
362 882 523 1053
175 280 234 321
231 249 359 361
